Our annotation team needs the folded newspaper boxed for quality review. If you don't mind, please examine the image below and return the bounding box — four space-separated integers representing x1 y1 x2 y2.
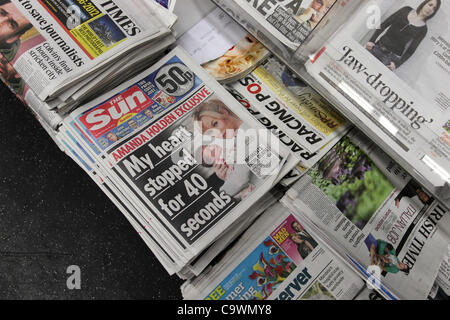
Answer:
1 0 176 100
226 56 351 169
213 0 338 52
182 202 365 300
0 0 177 136
58 46 298 274
178 7 270 83
301 0 450 204
282 128 450 299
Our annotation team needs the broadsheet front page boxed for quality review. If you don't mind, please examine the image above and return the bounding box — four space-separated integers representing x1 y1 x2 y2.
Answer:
304 0 450 192
182 203 364 300
63 47 296 272
0 0 174 100
283 129 450 299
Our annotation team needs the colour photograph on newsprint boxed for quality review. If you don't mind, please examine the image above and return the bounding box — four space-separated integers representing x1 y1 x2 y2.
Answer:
0 0 448 305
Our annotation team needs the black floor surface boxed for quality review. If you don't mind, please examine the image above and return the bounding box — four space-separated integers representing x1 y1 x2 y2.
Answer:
0 83 183 299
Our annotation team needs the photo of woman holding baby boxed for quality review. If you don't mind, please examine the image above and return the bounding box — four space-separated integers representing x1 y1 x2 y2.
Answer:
366 0 441 71
192 99 256 201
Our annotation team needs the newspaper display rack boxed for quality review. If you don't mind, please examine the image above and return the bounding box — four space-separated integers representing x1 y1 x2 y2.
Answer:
1 0 449 301
212 0 450 207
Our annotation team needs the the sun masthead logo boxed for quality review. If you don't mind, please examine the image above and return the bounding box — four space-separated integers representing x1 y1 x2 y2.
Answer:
79 86 153 138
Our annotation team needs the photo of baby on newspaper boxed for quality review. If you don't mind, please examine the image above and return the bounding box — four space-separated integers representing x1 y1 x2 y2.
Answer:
188 97 263 202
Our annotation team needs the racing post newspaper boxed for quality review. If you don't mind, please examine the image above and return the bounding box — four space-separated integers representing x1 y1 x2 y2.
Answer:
303 0 450 203
181 202 365 300
282 128 450 300
226 56 350 170
0 0 175 101
60 46 297 274
213 0 338 51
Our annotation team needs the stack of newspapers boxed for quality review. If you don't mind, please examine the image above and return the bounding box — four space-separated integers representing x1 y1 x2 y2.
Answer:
181 202 365 300
212 0 450 207
297 0 450 207
55 46 299 275
0 0 177 137
1 0 449 300
181 126 450 300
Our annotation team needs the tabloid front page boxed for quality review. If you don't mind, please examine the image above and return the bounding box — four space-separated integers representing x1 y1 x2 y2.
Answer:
64 46 296 271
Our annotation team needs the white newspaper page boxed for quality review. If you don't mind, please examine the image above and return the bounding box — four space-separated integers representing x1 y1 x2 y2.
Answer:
232 0 337 50
305 0 450 190
0 0 170 100
285 130 450 299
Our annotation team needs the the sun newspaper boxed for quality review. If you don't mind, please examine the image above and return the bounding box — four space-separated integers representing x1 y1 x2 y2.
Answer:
60 46 297 274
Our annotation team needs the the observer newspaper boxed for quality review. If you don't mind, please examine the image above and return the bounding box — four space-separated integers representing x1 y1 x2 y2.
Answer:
283 129 450 300
64 46 295 273
0 0 172 100
182 203 364 300
304 0 450 192
223 0 337 51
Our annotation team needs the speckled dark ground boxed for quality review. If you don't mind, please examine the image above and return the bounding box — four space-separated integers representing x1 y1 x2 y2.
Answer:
0 83 183 299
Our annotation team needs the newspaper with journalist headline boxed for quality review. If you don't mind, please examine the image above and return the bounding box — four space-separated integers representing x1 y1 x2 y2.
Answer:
304 0 450 189
66 46 296 266
283 129 450 299
0 0 175 100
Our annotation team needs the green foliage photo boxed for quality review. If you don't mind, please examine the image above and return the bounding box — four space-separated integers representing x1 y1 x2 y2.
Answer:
309 137 394 229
